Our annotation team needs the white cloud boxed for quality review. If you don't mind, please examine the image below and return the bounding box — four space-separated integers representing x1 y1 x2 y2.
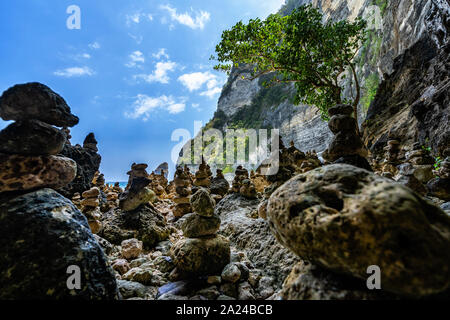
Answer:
153 48 169 60
54 66 95 78
178 71 224 99
89 42 101 50
134 61 177 84
160 5 210 30
125 94 186 121
128 33 144 44
126 13 153 26
178 72 216 91
125 51 145 68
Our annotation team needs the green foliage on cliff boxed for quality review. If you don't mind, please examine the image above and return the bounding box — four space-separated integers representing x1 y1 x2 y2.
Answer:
361 73 380 112
212 4 367 123
373 0 388 16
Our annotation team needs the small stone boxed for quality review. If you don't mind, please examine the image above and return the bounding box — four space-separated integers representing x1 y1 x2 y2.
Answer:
82 187 100 198
117 280 148 299
0 120 66 155
121 238 143 260
112 259 131 275
122 267 153 285
238 282 255 300
197 286 220 300
221 263 241 283
0 82 79 127
207 276 222 285
219 283 238 298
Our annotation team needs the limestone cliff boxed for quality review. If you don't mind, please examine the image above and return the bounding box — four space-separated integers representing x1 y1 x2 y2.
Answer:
186 0 449 164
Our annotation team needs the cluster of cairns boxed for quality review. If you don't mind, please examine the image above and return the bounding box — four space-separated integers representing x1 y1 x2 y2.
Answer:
231 166 257 199
171 188 230 279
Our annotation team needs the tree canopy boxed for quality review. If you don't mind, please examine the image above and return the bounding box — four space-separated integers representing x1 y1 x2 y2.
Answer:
212 4 367 123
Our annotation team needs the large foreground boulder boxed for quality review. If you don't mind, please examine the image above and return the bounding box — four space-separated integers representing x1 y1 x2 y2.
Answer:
267 164 450 297
0 189 118 299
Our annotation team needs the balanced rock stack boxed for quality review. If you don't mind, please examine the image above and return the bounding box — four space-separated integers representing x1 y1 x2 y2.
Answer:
184 164 195 183
172 166 192 217
250 170 268 194
0 82 118 299
119 176 156 212
0 82 78 193
149 170 168 198
323 104 371 171
231 166 249 193
210 169 230 201
81 187 102 234
193 158 212 189
382 139 401 177
83 132 99 153
171 188 230 277
125 163 150 190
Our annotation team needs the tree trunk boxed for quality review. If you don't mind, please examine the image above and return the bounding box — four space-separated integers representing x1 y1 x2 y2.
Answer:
349 62 360 136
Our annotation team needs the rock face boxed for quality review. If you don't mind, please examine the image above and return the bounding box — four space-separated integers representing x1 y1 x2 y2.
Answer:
0 82 79 127
267 164 450 297
99 204 170 249
0 120 66 155
0 153 77 192
0 189 118 299
217 193 299 289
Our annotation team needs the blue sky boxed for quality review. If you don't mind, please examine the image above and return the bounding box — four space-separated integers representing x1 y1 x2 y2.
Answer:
0 0 285 181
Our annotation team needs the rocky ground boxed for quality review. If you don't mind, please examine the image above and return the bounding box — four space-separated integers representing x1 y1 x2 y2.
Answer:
0 82 449 300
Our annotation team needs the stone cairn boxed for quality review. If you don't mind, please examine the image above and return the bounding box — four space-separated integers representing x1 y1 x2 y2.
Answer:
381 139 401 178
210 169 230 201
119 176 156 212
149 170 168 199
83 132 98 153
322 104 371 171
125 163 149 191
171 188 230 277
394 143 435 195
250 169 269 194
193 158 212 191
81 187 102 234
230 166 258 199
0 82 78 194
172 166 192 218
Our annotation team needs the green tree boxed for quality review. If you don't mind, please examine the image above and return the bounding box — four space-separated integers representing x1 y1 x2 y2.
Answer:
212 4 366 132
